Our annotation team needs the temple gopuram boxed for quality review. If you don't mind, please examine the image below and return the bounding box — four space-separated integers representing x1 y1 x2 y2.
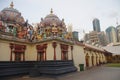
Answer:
0 2 111 77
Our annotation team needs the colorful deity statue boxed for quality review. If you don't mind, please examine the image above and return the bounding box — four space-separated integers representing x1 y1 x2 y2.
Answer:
17 26 27 39
64 32 72 40
23 27 28 39
12 26 17 37
43 32 46 39
52 26 58 36
5 26 9 32
62 32 65 39
36 34 42 40
18 31 23 39
27 26 34 41
8 26 13 33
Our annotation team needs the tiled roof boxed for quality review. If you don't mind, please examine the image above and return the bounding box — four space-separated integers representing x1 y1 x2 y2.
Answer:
103 45 120 54
84 43 104 52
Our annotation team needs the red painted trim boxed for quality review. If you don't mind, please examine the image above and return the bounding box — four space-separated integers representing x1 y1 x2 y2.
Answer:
10 43 26 61
54 48 56 60
60 44 69 60
13 50 24 53
10 50 12 61
61 50 62 60
36 44 47 61
9 43 14 61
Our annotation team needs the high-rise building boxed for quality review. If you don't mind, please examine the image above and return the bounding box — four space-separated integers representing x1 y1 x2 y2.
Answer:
106 26 117 44
72 31 79 41
98 31 108 46
84 33 89 42
116 25 120 42
93 18 101 32
89 31 99 45
84 31 107 46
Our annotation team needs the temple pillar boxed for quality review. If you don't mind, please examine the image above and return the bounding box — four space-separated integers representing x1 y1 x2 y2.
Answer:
23 45 26 61
52 42 57 60
71 46 73 60
9 43 14 61
44 44 47 61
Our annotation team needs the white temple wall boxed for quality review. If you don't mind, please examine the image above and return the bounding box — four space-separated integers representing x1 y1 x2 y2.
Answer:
56 42 61 60
25 44 37 61
73 45 85 71
46 42 54 60
0 40 11 61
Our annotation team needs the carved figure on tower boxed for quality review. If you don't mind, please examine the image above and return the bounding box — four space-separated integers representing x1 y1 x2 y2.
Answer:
28 26 34 41
39 9 68 40
13 26 17 37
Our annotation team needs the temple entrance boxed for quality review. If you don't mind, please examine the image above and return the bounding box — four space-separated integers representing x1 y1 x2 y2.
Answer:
38 52 44 61
15 53 22 61
60 44 69 61
96 56 98 65
10 43 26 61
85 53 90 67
91 56 94 66
62 51 68 60
36 44 47 61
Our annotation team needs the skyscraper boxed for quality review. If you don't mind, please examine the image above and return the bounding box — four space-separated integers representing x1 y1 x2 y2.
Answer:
106 26 117 44
93 18 101 32
116 25 120 42
84 31 108 46
72 31 79 41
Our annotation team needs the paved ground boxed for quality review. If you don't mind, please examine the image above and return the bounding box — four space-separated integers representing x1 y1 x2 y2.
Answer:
1 65 120 80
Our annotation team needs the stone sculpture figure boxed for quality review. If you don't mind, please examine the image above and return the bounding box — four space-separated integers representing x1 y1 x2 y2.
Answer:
28 26 34 41
18 31 23 39
43 32 46 39
13 26 17 37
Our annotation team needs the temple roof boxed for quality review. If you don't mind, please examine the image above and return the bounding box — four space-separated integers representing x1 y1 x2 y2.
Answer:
0 2 25 24
40 9 65 27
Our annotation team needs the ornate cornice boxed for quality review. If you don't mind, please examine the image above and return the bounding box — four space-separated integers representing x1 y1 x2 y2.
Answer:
0 34 74 46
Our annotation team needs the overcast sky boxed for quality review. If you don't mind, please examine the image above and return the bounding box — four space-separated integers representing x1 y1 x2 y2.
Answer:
0 0 120 39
